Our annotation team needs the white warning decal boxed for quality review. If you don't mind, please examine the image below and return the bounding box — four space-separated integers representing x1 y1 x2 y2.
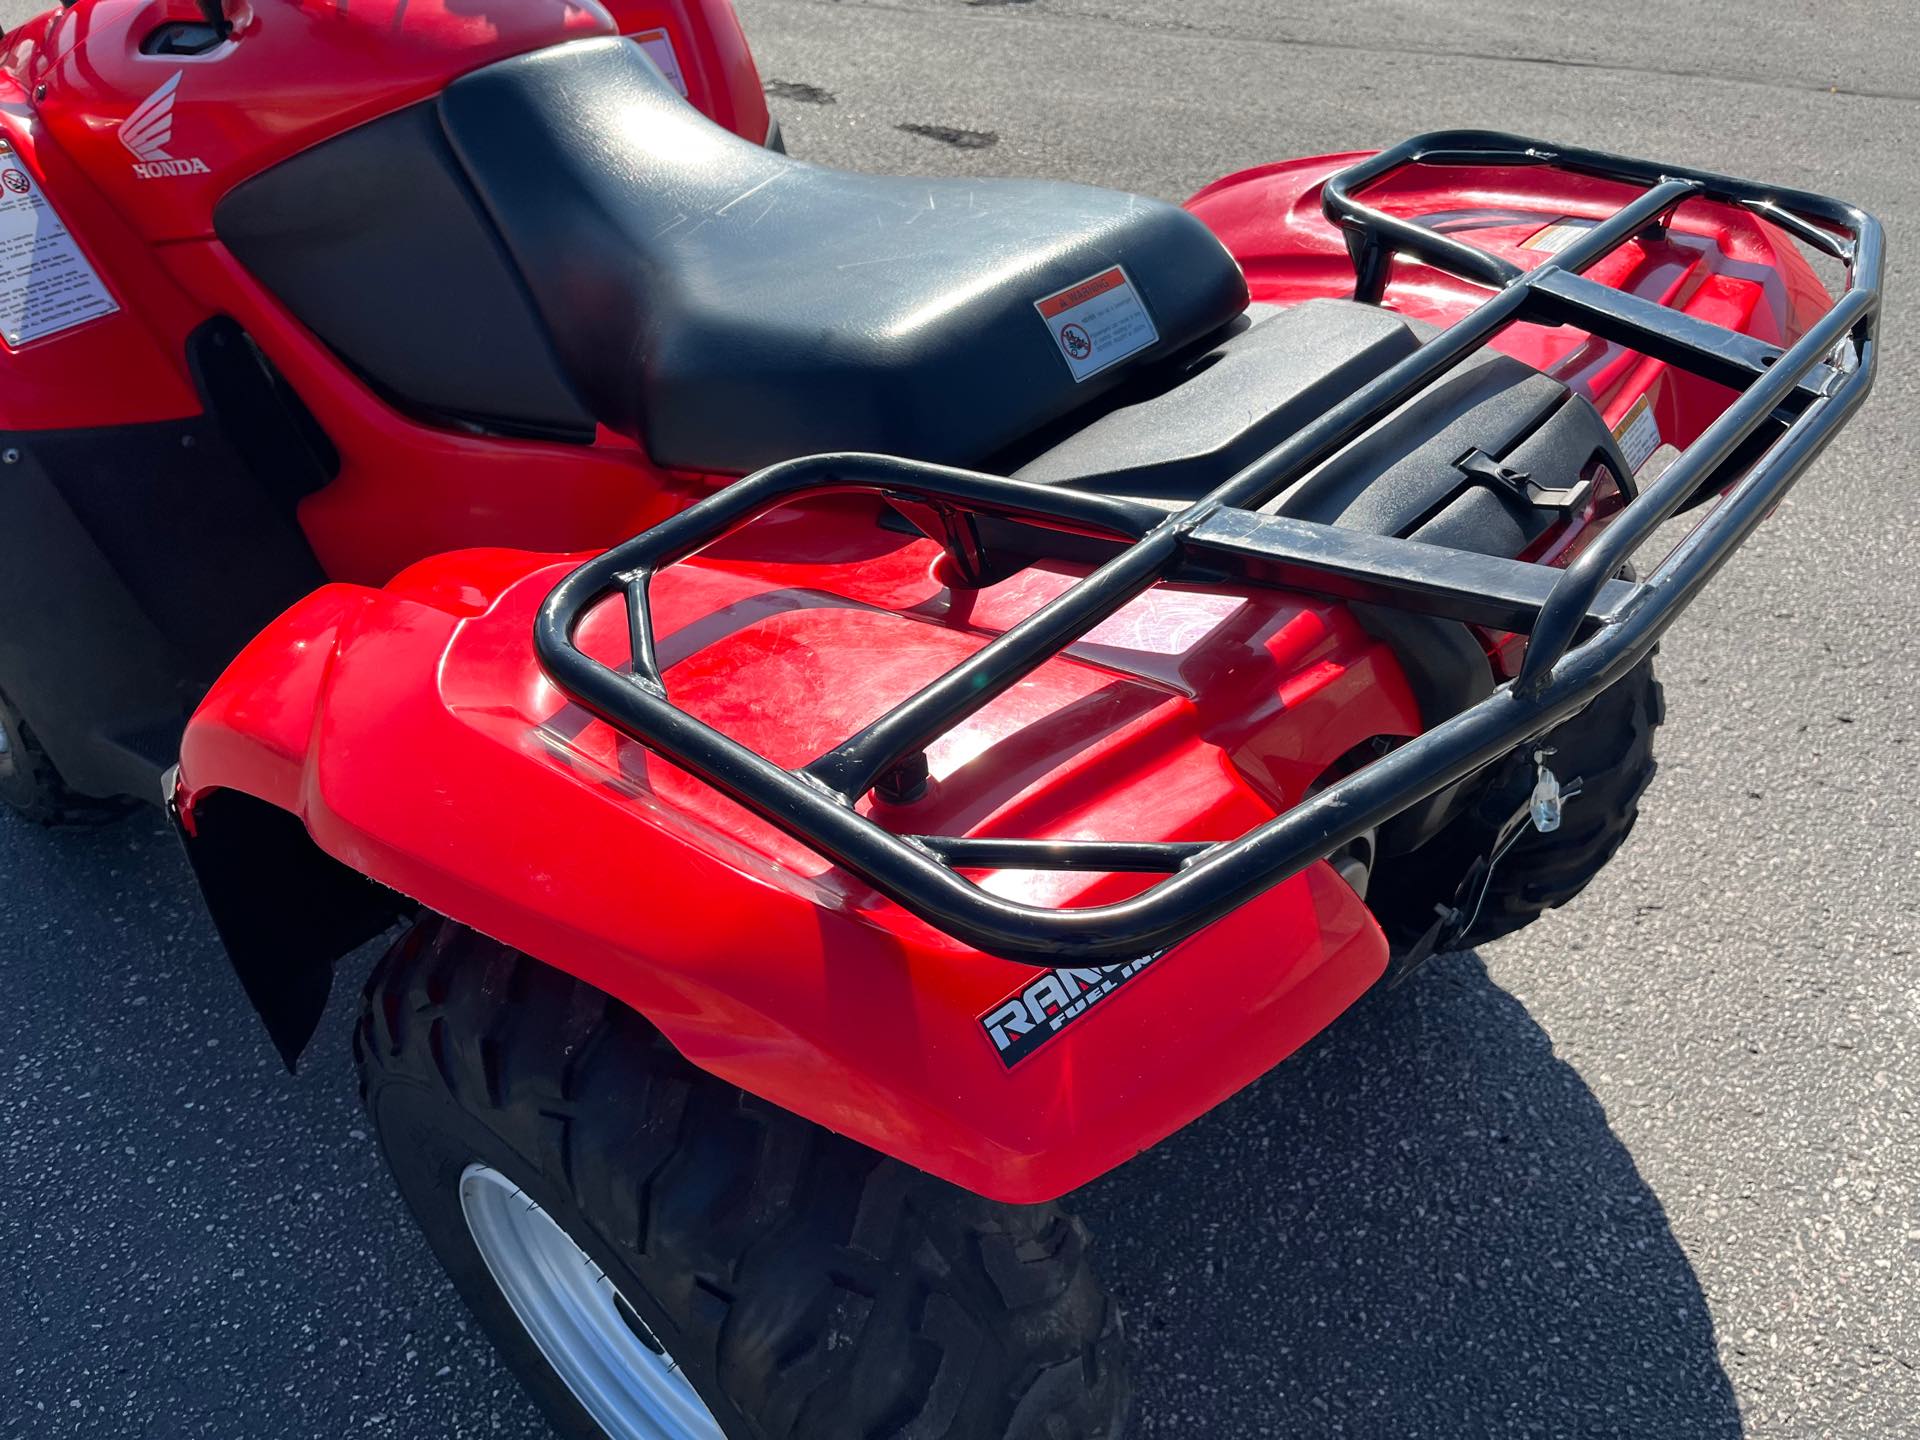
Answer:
1035 265 1158 382
1522 217 1597 255
0 164 118 347
630 28 690 97
1611 392 1663 474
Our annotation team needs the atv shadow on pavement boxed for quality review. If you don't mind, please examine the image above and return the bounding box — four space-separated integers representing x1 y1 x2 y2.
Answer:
0 810 558 1440
3 808 1740 1439
1077 949 1743 1439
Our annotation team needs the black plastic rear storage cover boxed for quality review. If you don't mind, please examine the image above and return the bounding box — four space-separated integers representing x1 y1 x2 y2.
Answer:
1019 297 1636 562
1015 300 1421 501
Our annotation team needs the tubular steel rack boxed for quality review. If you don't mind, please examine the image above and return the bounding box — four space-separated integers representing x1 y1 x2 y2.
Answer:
537 131 1883 966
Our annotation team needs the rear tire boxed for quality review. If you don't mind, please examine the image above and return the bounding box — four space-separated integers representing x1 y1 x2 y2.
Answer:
0 686 133 827
1371 656 1665 953
355 916 1131 1440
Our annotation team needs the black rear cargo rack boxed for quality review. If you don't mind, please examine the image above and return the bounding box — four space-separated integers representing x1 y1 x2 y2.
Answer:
537 131 1882 966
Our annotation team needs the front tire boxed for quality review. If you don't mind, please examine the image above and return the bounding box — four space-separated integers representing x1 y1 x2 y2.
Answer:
355 916 1131 1440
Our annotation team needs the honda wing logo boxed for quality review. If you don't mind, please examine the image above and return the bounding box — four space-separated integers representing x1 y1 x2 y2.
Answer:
120 72 210 179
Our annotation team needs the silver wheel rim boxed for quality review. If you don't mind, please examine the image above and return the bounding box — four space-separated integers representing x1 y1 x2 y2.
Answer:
459 1163 726 1440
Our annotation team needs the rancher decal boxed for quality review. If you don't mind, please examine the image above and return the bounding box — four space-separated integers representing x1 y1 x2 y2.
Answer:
978 952 1165 1068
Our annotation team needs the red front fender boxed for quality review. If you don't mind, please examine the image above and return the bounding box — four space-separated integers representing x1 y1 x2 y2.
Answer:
179 525 1413 1202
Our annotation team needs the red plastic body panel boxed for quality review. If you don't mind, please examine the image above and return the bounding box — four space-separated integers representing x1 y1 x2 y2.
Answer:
0 73 206 429
3 0 766 243
8 0 612 244
609 0 771 145
1187 152 1833 458
1186 152 1835 676
180 511 1418 1201
0 0 768 581
154 237 719 583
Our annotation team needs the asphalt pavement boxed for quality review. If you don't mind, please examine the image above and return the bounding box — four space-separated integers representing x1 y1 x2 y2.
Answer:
4 1 1918 1436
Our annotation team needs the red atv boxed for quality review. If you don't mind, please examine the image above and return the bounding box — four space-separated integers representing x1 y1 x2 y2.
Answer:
0 1 1883 1436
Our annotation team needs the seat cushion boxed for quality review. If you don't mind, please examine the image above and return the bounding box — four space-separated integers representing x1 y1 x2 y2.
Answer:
437 38 1250 472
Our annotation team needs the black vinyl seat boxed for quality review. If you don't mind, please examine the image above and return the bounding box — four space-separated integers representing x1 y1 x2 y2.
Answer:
432 38 1250 472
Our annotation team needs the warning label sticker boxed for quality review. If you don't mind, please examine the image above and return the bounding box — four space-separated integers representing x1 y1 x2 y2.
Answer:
1034 265 1157 382
0 166 117 347
1612 392 1663 474
630 28 690 97
1523 217 1597 255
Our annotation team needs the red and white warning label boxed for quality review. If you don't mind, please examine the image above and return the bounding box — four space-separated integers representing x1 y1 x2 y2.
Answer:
630 28 690 97
0 165 117 347
1611 392 1663 473
1034 265 1157 382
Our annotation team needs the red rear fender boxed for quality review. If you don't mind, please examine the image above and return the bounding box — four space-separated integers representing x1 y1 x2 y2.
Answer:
1189 153 1836 460
179 521 1419 1201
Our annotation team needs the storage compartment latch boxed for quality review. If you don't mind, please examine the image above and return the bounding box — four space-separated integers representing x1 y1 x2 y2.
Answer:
1454 446 1592 511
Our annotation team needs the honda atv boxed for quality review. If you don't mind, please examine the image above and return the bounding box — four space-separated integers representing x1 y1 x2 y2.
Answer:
0 0 1883 1436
